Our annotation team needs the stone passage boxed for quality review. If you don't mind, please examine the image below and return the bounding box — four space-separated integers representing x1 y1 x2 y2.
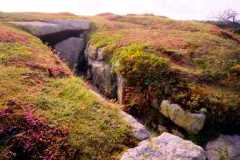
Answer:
11 20 152 143
11 20 90 71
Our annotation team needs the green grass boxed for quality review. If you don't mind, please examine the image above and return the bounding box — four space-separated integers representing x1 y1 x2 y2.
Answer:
183 31 240 73
0 66 30 109
111 43 169 85
0 65 47 109
89 32 122 49
36 78 132 159
0 42 32 63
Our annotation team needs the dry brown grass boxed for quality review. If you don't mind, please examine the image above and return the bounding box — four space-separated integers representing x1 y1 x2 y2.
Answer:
0 12 81 21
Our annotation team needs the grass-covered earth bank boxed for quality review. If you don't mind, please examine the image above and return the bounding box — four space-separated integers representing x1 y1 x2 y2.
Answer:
0 21 135 160
88 14 240 138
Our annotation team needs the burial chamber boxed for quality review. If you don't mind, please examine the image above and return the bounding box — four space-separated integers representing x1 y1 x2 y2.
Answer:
12 20 90 73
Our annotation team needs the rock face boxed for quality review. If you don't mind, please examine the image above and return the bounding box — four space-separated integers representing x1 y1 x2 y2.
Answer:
84 45 130 102
85 45 118 98
55 37 85 70
120 111 150 141
159 100 206 134
11 20 90 37
121 132 206 160
206 135 240 160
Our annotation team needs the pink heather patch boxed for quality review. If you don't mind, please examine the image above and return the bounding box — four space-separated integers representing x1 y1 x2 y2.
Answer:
0 27 29 44
0 106 74 160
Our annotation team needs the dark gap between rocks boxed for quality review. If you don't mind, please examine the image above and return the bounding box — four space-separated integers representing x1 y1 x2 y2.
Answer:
38 30 89 74
40 30 85 46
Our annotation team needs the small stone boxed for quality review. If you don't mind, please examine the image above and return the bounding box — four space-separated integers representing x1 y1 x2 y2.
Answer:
200 108 207 113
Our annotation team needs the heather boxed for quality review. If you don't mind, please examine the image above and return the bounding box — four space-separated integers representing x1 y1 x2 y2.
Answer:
0 12 80 21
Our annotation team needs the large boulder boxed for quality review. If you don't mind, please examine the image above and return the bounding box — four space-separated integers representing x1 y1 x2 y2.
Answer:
121 132 206 160
54 37 85 70
206 135 240 160
11 20 90 37
120 111 150 141
159 100 206 134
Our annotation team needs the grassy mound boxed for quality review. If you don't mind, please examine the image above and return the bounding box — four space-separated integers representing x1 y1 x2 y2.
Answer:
88 15 240 134
0 23 134 160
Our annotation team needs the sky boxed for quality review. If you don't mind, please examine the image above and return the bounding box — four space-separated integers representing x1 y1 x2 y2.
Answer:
0 0 240 20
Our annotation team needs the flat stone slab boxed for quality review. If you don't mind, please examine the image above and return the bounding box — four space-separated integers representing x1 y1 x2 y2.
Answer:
121 132 206 160
11 20 90 36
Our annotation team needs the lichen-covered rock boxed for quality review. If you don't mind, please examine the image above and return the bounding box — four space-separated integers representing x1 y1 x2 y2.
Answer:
85 45 118 98
85 45 98 60
85 45 109 61
206 135 240 160
120 111 150 141
54 37 85 70
121 132 206 160
159 100 206 134
87 59 117 98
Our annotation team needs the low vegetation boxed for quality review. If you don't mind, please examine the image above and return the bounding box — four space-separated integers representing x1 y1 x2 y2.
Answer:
0 12 81 21
0 22 134 160
89 14 240 134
